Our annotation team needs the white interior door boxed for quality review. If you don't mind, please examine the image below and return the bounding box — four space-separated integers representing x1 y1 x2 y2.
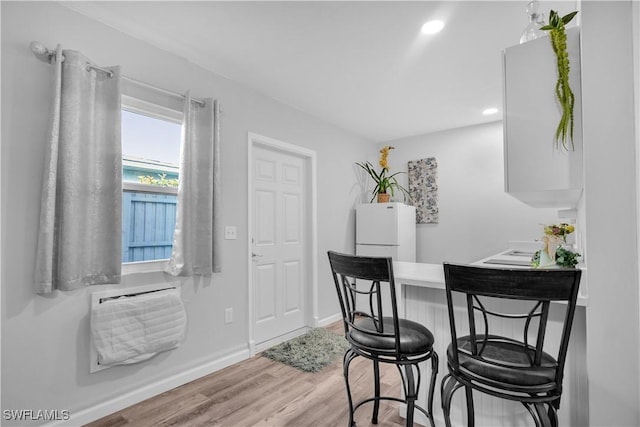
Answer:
251 144 307 345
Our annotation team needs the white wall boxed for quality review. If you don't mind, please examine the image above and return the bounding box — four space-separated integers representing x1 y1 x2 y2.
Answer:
0 2 370 424
581 1 640 425
383 121 560 264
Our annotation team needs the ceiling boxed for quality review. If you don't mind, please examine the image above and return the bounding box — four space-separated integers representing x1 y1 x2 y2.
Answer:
61 1 577 142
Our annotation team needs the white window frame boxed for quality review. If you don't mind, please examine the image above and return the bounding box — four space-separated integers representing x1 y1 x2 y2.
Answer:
121 95 182 275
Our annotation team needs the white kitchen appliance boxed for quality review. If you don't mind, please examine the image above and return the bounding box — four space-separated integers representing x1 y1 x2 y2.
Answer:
355 203 416 314
356 203 416 262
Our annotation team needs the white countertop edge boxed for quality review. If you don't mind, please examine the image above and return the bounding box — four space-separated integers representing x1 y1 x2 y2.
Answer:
393 261 445 287
393 260 588 307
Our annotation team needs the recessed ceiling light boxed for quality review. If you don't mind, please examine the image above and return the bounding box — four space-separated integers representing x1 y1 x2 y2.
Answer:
421 20 445 35
482 108 499 116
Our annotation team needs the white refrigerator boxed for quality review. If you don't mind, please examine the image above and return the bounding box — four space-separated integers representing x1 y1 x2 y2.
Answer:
356 203 416 262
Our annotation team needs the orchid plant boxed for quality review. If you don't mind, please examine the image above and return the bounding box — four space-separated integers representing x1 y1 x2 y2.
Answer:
356 146 410 203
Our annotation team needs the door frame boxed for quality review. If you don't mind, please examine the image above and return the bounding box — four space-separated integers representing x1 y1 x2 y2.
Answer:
247 132 318 355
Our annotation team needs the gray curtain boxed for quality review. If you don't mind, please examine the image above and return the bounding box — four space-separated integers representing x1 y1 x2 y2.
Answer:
35 46 122 294
166 93 222 276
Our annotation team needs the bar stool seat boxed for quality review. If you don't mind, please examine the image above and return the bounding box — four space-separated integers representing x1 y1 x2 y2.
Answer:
448 335 558 389
351 317 434 356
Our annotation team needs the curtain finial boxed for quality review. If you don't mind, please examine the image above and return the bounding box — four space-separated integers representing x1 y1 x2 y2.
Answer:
30 41 63 64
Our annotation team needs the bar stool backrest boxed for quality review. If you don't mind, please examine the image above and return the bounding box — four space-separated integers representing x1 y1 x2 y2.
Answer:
328 251 402 358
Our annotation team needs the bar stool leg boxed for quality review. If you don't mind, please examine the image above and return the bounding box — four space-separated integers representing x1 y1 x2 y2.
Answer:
426 352 439 427
403 364 417 427
441 374 463 427
465 385 475 427
548 400 559 427
371 360 380 424
343 349 358 427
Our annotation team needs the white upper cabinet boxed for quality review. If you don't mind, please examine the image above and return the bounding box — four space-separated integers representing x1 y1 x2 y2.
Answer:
502 27 583 208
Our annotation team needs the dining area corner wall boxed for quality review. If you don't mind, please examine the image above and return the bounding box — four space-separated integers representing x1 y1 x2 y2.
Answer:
383 121 560 265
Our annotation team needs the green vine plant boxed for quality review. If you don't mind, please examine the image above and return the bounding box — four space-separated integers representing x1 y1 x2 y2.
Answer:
541 10 578 150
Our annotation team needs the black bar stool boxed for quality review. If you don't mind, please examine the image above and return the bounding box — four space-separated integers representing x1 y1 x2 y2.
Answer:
328 251 438 427
441 263 582 427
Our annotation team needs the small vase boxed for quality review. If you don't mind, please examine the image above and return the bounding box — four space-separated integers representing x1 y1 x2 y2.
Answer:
377 193 390 203
519 0 546 44
538 249 557 268
539 235 563 268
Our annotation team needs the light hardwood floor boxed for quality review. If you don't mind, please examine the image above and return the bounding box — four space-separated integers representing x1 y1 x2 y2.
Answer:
86 323 419 427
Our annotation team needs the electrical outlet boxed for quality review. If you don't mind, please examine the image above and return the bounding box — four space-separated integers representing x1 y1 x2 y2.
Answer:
224 226 237 240
224 307 233 324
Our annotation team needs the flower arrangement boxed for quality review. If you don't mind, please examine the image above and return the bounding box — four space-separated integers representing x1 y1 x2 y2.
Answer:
540 10 578 150
543 223 574 242
531 223 580 268
356 146 410 203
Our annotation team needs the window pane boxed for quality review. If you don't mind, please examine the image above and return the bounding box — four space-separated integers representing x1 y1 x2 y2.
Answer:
122 110 182 264
122 110 181 165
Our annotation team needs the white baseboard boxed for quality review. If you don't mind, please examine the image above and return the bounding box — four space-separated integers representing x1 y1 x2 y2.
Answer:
315 312 342 327
47 345 251 427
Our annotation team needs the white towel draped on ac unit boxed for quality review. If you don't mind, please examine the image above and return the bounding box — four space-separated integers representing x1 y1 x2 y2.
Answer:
90 288 187 367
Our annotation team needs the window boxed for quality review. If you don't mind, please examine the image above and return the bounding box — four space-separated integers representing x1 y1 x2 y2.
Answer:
121 96 182 270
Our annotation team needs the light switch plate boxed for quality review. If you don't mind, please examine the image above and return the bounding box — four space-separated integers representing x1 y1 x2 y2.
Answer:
224 226 237 240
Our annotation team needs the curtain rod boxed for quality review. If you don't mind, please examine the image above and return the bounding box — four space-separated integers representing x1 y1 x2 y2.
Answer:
30 41 207 108
122 75 206 108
